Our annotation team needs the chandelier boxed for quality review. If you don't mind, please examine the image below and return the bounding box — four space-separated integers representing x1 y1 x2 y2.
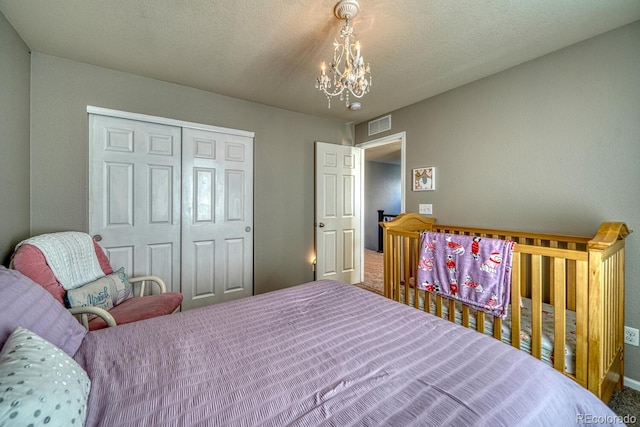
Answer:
315 0 372 108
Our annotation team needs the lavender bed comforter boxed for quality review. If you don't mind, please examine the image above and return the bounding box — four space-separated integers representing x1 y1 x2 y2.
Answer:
74 280 622 426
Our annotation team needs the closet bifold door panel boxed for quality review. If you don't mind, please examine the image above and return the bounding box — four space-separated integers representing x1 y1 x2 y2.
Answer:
181 127 254 310
89 112 254 311
89 114 182 295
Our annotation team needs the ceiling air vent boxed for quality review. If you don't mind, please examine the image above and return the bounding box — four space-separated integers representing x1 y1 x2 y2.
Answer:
368 115 391 136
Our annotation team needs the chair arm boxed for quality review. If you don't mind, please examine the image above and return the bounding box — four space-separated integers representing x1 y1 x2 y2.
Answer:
68 306 117 329
128 275 168 296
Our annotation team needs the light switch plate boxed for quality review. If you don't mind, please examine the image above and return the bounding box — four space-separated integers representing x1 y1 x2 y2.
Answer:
419 204 433 215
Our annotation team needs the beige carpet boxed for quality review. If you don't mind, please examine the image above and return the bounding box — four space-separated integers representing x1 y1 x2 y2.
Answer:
609 387 640 420
355 249 384 295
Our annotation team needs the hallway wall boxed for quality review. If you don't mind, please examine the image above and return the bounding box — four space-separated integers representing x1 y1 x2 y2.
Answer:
364 161 401 251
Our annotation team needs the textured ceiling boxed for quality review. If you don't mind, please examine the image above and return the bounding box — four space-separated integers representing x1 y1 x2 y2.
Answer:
1 0 639 124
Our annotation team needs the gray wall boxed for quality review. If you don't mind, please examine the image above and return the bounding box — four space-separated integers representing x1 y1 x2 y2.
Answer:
364 161 401 251
356 21 640 383
0 13 30 264
25 53 351 295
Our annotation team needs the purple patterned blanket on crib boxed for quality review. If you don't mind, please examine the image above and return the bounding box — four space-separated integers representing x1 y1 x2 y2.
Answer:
417 231 515 319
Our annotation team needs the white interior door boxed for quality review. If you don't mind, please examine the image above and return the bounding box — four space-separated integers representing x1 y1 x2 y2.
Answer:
89 114 182 293
315 142 362 284
181 127 253 310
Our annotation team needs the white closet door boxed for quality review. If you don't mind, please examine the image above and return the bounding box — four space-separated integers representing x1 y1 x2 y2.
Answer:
89 114 182 293
181 127 254 310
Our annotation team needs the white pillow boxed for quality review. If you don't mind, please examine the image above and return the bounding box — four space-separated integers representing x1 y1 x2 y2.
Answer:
0 327 91 426
65 267 133 312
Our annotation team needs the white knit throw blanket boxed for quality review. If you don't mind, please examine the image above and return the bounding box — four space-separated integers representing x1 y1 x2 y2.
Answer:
17 232 105 290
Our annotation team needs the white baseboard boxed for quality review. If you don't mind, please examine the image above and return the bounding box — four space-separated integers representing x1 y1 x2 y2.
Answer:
625 376 640 391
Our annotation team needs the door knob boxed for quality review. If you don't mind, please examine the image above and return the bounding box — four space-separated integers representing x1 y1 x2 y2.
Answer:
245 226 251 232
93 234 102 242
318 223 325 228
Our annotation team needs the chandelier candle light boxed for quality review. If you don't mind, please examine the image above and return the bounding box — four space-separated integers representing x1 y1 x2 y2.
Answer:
316 0 372 108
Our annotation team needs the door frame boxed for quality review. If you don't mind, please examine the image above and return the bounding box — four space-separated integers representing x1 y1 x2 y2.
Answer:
356 131 406 272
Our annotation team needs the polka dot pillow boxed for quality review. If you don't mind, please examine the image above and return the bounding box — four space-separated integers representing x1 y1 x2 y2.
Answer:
0 327 91 426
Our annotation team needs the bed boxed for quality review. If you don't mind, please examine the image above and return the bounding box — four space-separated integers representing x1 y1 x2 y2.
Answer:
380 213 631 404
0 265 625 426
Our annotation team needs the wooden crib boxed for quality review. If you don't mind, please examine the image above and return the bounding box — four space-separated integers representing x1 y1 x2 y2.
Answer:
380 213 631 403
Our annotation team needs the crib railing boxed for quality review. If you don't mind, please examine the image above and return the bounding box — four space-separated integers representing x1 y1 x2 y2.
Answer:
381 214 630 403
509 243 589 382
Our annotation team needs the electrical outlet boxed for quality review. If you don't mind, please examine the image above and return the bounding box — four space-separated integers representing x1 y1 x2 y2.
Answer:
419 204 433 215
624 326 639 346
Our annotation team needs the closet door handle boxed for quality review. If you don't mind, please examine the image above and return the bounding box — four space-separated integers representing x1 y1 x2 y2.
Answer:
93 234 102 242
318 223 325 228
245 226 251 232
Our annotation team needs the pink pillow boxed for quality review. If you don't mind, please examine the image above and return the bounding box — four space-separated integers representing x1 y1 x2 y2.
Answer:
11 241 113 304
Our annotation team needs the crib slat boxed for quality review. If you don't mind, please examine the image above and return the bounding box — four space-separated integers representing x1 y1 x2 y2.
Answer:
604 257 611 373
531 254 543 360
567 242 577 311
425 292 432 314
396 234 402 303
412 237 420 309
511 252 522 349
384 235 399 299
517 237 530 298
493 317 502 340
575 259 588 387
383 233 387 293
448 299 455 323
461 306 470 327
553 257 567 373
549 240 559 305
403 236 410 306
477 311 485 334
391 232 398 300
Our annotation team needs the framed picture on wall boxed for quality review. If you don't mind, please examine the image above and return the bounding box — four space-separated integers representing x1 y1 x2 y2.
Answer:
413 167 435 191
